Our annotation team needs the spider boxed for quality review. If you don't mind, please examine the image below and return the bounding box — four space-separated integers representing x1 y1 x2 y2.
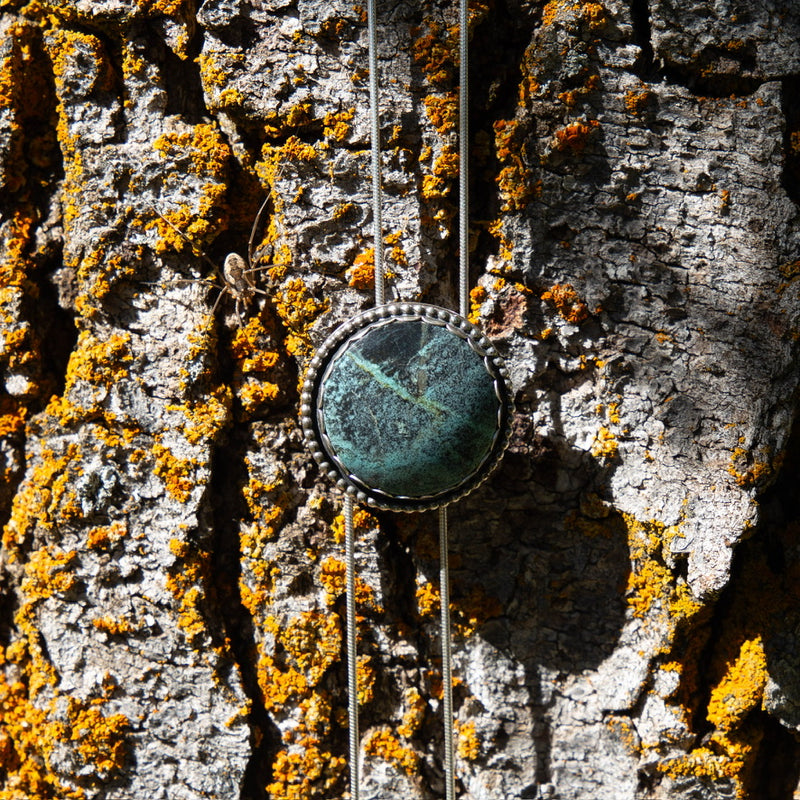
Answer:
149 195 272 322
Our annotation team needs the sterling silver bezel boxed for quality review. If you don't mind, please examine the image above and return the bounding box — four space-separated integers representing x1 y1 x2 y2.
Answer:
300 302 512 512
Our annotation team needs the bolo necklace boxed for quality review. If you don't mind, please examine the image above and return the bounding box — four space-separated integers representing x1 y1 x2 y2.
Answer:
300 0 512 797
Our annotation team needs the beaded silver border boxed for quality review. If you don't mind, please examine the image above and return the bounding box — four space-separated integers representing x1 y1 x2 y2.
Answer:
300 302 513 512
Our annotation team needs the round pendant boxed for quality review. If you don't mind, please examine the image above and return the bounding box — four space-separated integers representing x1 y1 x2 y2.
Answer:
300 303 512 511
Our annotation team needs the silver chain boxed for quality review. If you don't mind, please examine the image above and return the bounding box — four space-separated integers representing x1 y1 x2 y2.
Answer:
458 0 469 319
439 506 457 800
344 495 361 800
367 0 385 306
346 1 469 797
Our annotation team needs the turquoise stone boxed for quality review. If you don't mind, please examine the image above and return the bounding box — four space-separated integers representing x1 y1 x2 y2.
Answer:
318 317 500 500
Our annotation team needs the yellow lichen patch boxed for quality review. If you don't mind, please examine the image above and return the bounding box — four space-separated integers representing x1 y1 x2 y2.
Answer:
363 728 419 775
494 119 533 212
152 441 197 502
319 556 380 611
591 426 618 459
727 446 771 489
346 247 376 290
59 698 129 779
257 654 309 713
280 611 341 686
0 23 58 197
227 314 285 418
415 580 440 618
0 677 58 799
706 636 767 732
91 616 135 636
196 51 245 106
273 277 329 361
44 331 132 428
421 143 460 200
625 87 654 115
469 285 487 324
624 514 700 629
150 123 230 250
266 741 345 799
422 93 457 135
165 539 212 647
553 119 601 155
3 443 82 555
397 687 426 738
410 20 456 88
457 720 480 760
541 283 589 324
329 506 379 545
263 103 315 139
322 108 355 142
153 123 230 177
356 655 376 705
136 0 190 17
20 547 77 602
166 385 232 445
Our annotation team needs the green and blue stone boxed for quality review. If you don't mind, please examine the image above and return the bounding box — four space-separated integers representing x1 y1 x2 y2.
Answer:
301 304 511 510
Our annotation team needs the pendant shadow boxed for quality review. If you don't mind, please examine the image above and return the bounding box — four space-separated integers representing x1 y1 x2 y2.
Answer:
404 429 630 796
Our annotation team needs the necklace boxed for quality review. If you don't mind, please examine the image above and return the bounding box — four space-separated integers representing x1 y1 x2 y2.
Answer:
300 1 512 796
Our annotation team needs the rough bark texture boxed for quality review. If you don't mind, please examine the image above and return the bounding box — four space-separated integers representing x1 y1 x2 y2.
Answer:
1 0 800 799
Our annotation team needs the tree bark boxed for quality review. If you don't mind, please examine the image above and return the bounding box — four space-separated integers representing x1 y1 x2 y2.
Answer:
1 0 800 798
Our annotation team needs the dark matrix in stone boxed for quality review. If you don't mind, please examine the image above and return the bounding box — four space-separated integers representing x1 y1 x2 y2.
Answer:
319 318 500 499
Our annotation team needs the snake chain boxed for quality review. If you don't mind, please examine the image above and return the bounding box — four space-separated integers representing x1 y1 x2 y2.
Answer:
345 1 469 797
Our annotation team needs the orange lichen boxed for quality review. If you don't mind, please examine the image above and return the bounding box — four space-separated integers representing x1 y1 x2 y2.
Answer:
280 611 341 686
167 386 232 444
20 547 77 601
273 277 329 361
494 119 533 212
410 21 456 88
91 616 135 636
422 93 457 135
363 728 419 775
152 442 197 502
706 637 767 732
727 446 771 488
228 315 284 418
457 720 480 760
540 283 589 324
59 699 130 779
319 556 380 611
266 741 345 799
468 284 487 323
624 88 653 115
264 104 315 139
166 539 212 647
346 248 376 290
624 514 700 629
356 655 376 705
329 506 378 545
322 108 355 142
553 119 600 155
397 687 427 738
150 123 230 252
3 443 82 555
591 426 618 459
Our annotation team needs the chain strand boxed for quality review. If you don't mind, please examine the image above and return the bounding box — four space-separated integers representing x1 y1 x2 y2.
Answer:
345 496 360 800
458 0 469 318
439 506 457 800
367 0 385 305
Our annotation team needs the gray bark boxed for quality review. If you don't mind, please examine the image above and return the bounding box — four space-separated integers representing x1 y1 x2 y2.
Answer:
1 0 800 799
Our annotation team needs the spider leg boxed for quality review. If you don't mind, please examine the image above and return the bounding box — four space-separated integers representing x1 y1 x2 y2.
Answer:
247 195 272 270
148 206 223 279
211 285 228 315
